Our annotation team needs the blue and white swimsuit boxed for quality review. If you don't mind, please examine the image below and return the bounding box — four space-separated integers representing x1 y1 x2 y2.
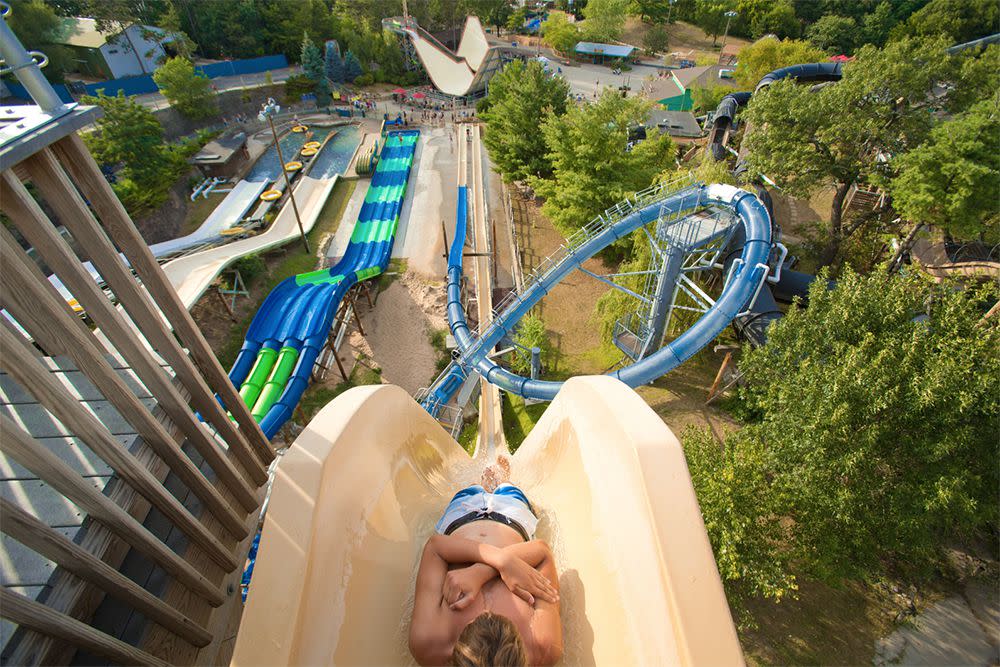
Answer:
435 484 538 541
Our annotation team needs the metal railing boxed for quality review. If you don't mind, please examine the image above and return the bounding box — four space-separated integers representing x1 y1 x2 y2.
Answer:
459 176 699 365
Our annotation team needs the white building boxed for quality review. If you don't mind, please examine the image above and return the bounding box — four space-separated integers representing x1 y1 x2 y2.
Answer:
52 17 172 79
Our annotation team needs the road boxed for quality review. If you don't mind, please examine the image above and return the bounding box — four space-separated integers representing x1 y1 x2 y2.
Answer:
134 65 301 111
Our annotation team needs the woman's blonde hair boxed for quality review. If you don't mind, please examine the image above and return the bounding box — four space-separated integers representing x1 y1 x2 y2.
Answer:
451 612 527 666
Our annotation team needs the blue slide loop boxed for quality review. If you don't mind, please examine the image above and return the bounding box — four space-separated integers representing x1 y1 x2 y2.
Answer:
445 184 772 402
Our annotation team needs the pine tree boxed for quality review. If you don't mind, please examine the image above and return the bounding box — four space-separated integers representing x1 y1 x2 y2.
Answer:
343 50 363 83
325 40 345 84
300 32 330 102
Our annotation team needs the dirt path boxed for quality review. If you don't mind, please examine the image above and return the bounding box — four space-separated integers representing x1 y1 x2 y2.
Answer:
350 273 448 395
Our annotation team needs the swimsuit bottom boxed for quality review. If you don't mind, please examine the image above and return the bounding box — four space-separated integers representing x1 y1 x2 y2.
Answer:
435 483 538 541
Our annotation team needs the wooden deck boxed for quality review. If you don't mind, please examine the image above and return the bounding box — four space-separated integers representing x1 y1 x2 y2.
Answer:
0 355 165 655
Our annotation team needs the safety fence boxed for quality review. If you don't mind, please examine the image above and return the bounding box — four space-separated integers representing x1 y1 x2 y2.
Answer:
3 54 289 104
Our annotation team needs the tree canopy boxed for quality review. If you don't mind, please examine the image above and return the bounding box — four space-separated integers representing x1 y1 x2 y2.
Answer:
890 98 1000 240
325 40 345 84
582 0 629 43
806 14 858 54
480 59 570 183
300 32 330 102
685 269 999 604
534 90 674 237
732 37 826 89
741 37 956 262
82 91 168 189
152 57 216 119
541 12 581 54
898 0 1000 44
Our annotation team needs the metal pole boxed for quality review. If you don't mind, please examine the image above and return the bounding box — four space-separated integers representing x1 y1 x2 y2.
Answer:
721 11 737 50
0 11 67 113
267 114 310 253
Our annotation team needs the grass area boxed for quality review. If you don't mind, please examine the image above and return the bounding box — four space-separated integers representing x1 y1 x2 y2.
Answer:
296 361 383 425
180 193 224 237
216 177 357 369
457 421 478 455
379 258 408 290
501 392 547 452
740 578 897 666
429 327 450 374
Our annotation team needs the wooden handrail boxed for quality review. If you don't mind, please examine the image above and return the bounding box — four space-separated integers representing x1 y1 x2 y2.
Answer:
0 413 225 606
0 588 170 667
0 225 248 539
52 134 275 466
11 153 266 499
0 499 213 647
0 328 238 574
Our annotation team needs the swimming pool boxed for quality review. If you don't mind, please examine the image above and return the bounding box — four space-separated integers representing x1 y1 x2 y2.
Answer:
246 124 361 182
309 125 361 178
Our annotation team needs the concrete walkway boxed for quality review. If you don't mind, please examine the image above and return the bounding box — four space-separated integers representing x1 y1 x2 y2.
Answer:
875 585 999 666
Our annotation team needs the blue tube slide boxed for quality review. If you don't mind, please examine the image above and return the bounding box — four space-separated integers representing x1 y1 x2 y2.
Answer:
708 61 843 160
444 184 773 402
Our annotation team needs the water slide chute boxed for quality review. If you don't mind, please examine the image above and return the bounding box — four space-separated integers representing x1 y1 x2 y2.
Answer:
232 378 743 666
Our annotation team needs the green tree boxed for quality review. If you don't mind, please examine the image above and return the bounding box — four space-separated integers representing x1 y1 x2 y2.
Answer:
582 0 629 42
741 37 956 262
155 3 196 60
325 40 345 84
506 6 528 33
860 1 897 48
481 59 570 182
152 57 216 119
694 0 737 46
510 313 551 374
301 32 330 102
642 24 669 54
732 36 826 88
82 91 168 188
748 0 800 40
535 90 674 237
541 12 581 54
890 98 1000 243
806 14 858 54
686 269 999 605
899 0 1000 44
5 0 73 81
631 0 670 24
689 84 732 113
343 50 364 83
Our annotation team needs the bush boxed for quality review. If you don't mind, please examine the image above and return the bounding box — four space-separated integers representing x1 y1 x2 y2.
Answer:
283 73 316 104
232 253 267 286
354 73 375 86
510 313 550 375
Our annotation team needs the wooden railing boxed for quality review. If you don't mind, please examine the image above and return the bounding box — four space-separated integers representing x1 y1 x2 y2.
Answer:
1 124 272 663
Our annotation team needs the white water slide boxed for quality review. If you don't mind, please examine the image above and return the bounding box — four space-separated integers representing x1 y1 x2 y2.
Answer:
385 16 504 97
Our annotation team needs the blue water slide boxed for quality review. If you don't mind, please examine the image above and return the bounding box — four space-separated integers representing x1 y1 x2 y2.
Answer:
708 61 843 160
225 129 421 438
442 183 773 402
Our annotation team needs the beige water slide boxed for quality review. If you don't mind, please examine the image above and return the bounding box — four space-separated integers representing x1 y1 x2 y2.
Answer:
396 16 502 97
232 377 743 666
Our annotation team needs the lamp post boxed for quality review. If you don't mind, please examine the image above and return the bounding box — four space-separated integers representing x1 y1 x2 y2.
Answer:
259 98 310 254
721 10 738 50
666 0 676 25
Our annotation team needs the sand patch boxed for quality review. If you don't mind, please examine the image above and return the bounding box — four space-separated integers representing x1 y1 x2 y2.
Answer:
358 273 448 394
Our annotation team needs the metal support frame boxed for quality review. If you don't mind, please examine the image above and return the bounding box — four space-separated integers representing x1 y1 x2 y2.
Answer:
611 202 741 361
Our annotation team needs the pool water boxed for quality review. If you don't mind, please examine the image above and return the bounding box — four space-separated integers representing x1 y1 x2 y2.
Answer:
246 124 360 183
310 125 362 178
